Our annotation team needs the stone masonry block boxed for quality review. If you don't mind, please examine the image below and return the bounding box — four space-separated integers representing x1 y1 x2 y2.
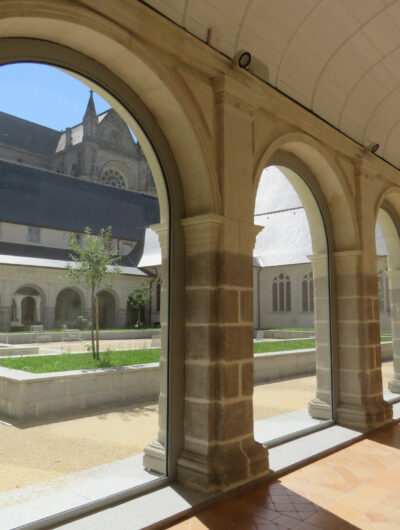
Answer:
219 252 252 287
186 325 219 362
185 400 217 442
217 287 239 323
336 297 374 322
221 363 239 400
217 399 253 440
241 362 253 396
186 288 217 324
219 325 253 361
240 290 253 322
339 346 376 371
186 251 218 287
186 363 218 400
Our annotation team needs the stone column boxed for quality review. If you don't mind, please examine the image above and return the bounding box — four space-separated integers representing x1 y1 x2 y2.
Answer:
387 270 400 392
13 295 22 323
308 254 332 419
335 250 392 429
176 214 268 492
143 223 169 474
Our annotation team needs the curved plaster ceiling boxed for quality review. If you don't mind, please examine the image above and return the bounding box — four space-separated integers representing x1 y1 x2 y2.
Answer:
145 0 400 168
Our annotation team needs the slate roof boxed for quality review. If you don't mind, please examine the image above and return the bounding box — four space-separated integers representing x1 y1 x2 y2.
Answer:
253 166 388 267
137 228 162 268
0 159 160 242
0 111 60 156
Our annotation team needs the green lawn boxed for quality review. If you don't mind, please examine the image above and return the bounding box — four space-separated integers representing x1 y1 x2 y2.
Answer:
254 339 316 354
0 335 393 373
0 348 162 373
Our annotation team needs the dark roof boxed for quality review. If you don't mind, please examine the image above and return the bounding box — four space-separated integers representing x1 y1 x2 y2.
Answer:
0 159 160 241
0 241 145 268
0 111 61 156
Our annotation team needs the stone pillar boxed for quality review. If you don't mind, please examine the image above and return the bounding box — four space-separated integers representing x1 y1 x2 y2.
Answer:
176 214 268 492
116 308 126 329
335 250 392 429
387 270 400 392
308 254 332 419
13 295 22 323
0 306 11 331
44 307 55 330
34 295 41 322
143 223 169 474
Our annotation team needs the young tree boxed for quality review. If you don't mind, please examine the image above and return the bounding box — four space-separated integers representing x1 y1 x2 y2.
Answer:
128 282 152 328
65 226 121 359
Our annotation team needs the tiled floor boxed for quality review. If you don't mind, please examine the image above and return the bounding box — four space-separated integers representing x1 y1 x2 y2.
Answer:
167 422 400 529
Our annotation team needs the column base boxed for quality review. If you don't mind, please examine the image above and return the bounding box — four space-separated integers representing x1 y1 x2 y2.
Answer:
336 400 393 431
177 439 268 492
308 398 331 420
143 439 166 475
388 378 400 393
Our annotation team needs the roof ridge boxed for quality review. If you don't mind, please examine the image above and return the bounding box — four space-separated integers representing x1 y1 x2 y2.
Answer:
0 110 60 134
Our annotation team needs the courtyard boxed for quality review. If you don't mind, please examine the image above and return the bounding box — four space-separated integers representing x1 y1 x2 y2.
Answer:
0 358 395 494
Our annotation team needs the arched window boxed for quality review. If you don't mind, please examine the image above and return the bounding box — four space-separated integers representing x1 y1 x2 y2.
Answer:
272 273 291 312
302 271 314 312
378 269 390 313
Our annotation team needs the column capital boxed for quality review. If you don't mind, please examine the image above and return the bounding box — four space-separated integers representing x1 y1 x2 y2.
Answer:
181 214 224 255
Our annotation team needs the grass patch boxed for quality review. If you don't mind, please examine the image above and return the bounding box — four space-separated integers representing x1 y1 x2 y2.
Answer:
0 349 162 373
381 336 392 342
0 336 393 373
254 339 316 354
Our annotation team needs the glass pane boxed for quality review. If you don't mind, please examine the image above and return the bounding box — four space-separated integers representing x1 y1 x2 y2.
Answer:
253 165 332 448
0 63 168 501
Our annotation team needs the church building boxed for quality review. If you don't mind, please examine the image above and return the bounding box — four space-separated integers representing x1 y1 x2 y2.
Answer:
0 93 161 330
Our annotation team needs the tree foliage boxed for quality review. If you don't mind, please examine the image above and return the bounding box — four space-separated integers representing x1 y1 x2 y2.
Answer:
65 226 120 359
128 282 152 328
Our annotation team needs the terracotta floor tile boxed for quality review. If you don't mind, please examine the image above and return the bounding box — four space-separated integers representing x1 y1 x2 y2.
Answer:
165 422 400 530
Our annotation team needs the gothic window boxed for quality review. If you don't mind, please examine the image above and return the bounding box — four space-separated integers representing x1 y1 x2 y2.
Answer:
378 269 390 313
302 272 314 312
272 273 291 312
99 168 127 189
27 226 40 243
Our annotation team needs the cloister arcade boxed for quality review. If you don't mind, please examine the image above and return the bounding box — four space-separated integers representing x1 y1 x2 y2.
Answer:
2 1 400 527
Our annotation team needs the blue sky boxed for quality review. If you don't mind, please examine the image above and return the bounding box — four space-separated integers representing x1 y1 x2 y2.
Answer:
0 62 111 130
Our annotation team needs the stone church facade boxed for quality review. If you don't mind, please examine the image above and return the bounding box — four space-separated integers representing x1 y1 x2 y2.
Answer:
0 93 161 331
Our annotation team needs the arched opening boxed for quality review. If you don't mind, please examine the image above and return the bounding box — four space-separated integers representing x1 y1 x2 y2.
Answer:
97 290 116 329
11 286 42 329
55 288 82 329
253 164 332 446
0 55 173 505
376 208 400 402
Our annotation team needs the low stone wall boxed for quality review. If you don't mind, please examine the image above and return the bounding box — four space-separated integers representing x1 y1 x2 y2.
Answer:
0 341 392 420
254 348 316 383
0 363 160 420
0 329 161 345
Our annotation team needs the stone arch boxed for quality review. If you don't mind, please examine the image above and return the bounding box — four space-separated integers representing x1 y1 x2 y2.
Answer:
254 151 334 420
97 290 116 330
375 206 400 395
55 287 84 328
254 133 359 252
12 284 45 327
0 19 218 217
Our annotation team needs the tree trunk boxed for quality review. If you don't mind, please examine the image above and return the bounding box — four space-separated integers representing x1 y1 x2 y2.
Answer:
90 291 95 360
95 294 100 359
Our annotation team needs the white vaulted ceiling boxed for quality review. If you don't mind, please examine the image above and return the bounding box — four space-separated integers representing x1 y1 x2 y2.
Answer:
144 0 400 168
